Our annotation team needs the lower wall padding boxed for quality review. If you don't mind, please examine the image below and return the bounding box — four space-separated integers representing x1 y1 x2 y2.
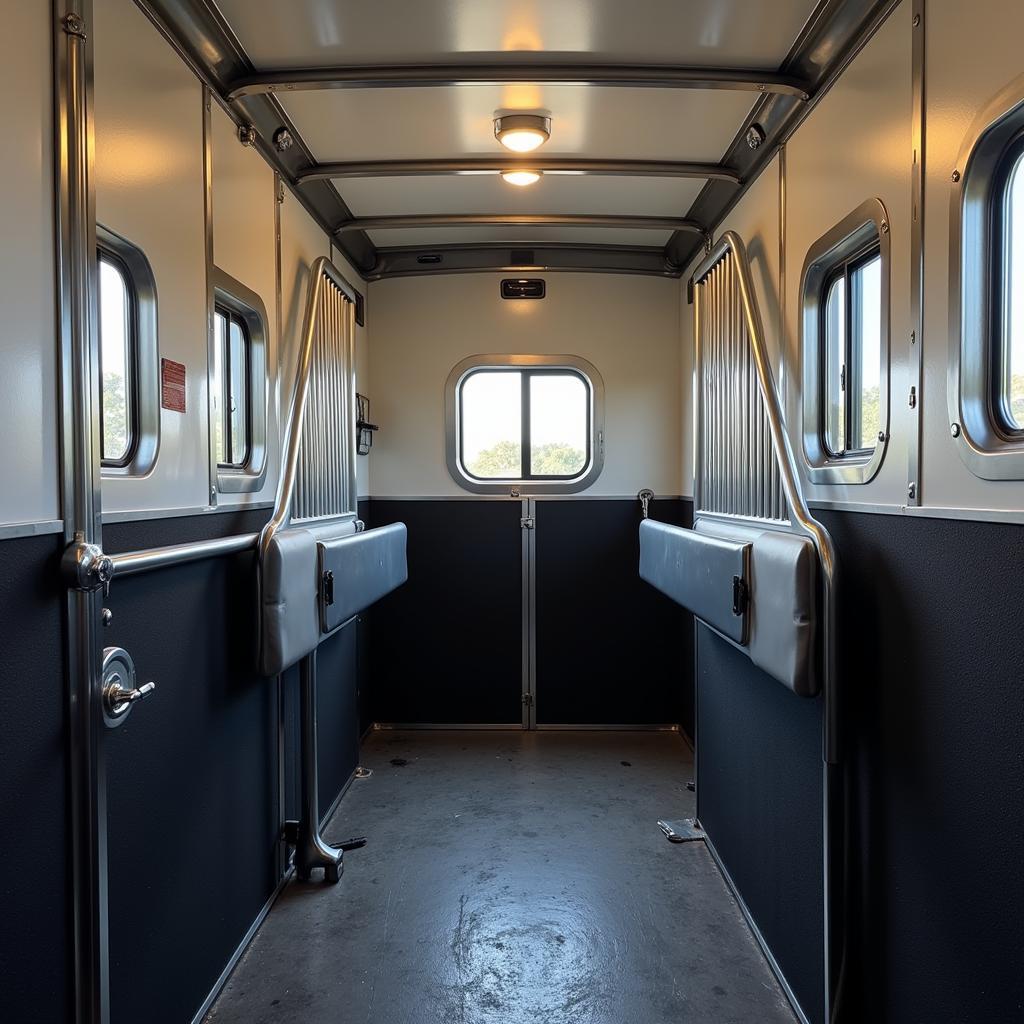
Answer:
696 509 1024 1024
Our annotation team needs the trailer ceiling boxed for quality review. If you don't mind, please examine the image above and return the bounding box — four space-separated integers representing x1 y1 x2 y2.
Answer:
137 0 900 279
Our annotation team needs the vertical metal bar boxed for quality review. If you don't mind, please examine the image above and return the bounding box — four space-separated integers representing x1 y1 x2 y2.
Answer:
55 2 107 1022
202 86 217 508
527 497 537 729
346 298 357 516
692 278 703 511
907 0 926 507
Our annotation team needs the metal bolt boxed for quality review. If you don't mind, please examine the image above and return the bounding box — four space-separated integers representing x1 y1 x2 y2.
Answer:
950 422 961 438
62 13 87 39
878 431 888 443
273 127 294 152
913 13 921 27
908 482 917 500
880 221 889 234
952 169 961 183
101 608 113 627
745 124 766 150
237 124 257 147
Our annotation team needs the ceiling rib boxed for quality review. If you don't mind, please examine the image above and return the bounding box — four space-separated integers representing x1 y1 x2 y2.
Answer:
668 0 903 269
369 243 678 280
336 213 705 236
297 159 741 184
227 64 811 101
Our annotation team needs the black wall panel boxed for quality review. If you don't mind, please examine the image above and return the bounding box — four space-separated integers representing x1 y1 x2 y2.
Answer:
103 510 277 1024
696 510 1024 1024
314 621 360 820
368 500 523 723
696 626 824 1022
535 498 693 726
817 510 1024 1024
0 534 71 1023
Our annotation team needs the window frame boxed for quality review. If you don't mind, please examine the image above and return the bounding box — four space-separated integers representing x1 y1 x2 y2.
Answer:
96 225 159 477
445 353 605 495
800 198 891 485
950 82 1024 479
209 267 269 494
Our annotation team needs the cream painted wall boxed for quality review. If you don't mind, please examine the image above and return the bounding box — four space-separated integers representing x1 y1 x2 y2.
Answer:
95 0 208 516
0 2 57 528
681 0 1024 519
91 0 364 519
367 273 682 497
210 103 280 507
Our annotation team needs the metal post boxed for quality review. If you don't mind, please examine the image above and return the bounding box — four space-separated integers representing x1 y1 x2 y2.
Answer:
54 1 108 1021
293 652 344 882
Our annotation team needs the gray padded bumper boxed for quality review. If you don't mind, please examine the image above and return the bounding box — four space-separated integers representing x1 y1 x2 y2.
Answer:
639 517 818 697
260 521 408 676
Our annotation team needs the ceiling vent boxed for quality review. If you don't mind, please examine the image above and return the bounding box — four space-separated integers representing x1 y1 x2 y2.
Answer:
501 278 546 300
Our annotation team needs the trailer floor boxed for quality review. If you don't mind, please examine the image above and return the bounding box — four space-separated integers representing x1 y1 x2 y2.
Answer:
205 730 796 1024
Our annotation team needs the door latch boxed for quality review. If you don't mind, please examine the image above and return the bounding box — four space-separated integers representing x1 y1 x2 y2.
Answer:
521 693 534 706
520 516 535 530
731 575 749 616
322 569 335 606
101 647 156 729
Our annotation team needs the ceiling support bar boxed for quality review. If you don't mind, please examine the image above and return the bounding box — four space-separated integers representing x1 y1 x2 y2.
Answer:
297 158 741 184
227 63 810 101
336 213 705 236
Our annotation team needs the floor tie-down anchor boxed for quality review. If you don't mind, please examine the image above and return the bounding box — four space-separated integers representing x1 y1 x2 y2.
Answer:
284 651 367 883
658 818 706 844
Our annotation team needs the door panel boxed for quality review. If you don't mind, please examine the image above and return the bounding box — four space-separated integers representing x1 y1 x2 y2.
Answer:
534 498 691 726
369 500 523 724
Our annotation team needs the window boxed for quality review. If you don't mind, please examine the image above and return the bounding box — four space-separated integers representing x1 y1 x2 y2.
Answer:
98 251 134 465
951 87 1024 479
800 199 890 484
209 268 269 493
820 247 882 456
445 355 604 494
96 226 159 476
212 306 251 467
995 140 1024 433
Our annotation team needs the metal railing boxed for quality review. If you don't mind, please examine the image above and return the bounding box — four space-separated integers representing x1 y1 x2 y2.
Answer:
691 231 843 1024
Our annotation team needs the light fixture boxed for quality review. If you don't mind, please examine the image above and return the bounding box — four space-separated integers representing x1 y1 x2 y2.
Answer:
501 169 541 187
494 113 551 153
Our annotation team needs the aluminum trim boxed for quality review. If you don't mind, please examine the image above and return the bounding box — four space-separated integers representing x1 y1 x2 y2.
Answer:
100 500 273 523
443 354 606 495
907 0 925 504
225 63 810 101
948 72 1024 479
0 519 65 540
202 87 218 509
798 197 892 484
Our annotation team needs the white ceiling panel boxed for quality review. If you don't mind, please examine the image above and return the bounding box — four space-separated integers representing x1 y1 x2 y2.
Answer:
216 0 816 69
337 175 706 217
364 226 675 248
282 85 754 163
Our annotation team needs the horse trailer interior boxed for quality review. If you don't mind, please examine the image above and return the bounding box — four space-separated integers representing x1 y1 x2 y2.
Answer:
3 1 1023 1022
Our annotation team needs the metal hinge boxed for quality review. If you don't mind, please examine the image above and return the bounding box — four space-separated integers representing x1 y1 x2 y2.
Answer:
520 516 535 530
522 693 534 706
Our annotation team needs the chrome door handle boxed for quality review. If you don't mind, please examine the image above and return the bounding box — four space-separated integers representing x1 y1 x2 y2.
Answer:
101 647 155 728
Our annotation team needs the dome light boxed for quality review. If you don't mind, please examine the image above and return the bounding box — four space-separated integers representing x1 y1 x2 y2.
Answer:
501 169 541 187
494 114 551 154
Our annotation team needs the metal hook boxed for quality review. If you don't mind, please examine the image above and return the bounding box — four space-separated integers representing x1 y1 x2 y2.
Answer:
638 488 654 519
